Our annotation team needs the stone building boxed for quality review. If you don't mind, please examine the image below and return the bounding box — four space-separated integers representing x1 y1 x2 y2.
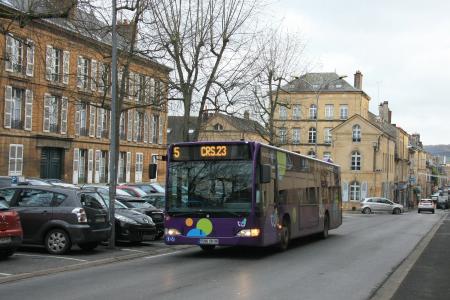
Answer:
0 2 170 184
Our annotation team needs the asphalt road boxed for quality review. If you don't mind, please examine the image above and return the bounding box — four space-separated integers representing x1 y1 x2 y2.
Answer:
0 211 443 300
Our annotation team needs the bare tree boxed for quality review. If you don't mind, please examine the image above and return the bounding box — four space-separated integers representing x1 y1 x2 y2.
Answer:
143 0 259 141
249 28 307 146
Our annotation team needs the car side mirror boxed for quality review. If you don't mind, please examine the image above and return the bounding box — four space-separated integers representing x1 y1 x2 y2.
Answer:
149 163 157 179
260 164 272 184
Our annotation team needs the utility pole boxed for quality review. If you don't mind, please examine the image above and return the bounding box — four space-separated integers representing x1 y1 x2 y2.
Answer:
108 0 118 249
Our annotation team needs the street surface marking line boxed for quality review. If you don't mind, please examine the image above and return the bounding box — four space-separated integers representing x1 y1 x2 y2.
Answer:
144 250 182 259
0 273 12 276
121 248 147 254
15 253 88 262
369 211 448 300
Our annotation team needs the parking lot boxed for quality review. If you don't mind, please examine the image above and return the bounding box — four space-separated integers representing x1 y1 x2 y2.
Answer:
0 240 193 283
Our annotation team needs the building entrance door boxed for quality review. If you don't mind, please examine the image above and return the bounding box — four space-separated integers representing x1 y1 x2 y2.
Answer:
40 148 63 179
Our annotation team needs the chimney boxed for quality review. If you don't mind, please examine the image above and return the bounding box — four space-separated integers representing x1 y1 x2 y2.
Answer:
117 19 136 45
48 0 78 19
378 101 391 123
244 111 250 120
354 70 363 90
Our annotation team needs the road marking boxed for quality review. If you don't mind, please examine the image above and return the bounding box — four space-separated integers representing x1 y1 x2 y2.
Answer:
15 253 88 262
0 273 12 276
144 250 182 259
121 248 147 254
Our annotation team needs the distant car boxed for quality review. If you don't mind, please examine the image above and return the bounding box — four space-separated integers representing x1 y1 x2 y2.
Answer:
0 186 111 254
126 183 165 194
117 186 150 200
0 200 23 258
436 191 449 209
360 197 404 214
418 199 435 214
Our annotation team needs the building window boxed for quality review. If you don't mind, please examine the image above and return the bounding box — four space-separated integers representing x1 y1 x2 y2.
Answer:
307 150 316 158
325 104 334 119
99 151 108 183
8 144 23 176
119 113 126 140
309 104 317 120
351 151 361 170
78 149 87 184
77 56 90 89
75 103 88 136
135 153 144 182
45 46 69 83
213 123 224 131
134 111 144 142
323 152 332 161
279 127 287 144
118 152 126 183
279 106 287 120
324 128 332 144
292 104 301 120
352 124 361 142
308 127 316 144
96 108 109 139
292 128 300 144
4 86 33 131
152 114 160 144
350 181 361 201
43 94 67 134
340 105 348 120
98 63 111 94
5 35 34 76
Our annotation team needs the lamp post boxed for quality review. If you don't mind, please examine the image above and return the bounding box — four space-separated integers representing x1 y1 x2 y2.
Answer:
297 75 347 157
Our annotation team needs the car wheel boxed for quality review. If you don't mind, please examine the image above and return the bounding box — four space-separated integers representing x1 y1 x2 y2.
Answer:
432 210 435 214
45 229 71 255
363 207 371 214
393 208 401 215
278 218 290 251
78 242 99 251
200 245 216 251
418 210 421 214
321 214 329 239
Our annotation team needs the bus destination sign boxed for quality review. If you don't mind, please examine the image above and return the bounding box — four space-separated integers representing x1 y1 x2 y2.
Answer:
171 144 251 161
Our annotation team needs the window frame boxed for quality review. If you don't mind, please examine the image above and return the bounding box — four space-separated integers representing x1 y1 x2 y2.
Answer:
351 151 361 171
308 127 317 144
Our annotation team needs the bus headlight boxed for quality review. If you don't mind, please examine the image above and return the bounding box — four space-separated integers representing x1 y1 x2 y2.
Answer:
236 228 260 237
165 228 181 236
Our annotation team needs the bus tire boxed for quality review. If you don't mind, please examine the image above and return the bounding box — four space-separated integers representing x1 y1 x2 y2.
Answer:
278 218 290 251
200 245 216 252
321 214 329 239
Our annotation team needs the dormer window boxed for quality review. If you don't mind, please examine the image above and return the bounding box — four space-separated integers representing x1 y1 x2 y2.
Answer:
213 123 224 131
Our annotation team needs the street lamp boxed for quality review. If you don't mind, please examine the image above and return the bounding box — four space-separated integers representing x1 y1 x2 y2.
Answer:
297 74 347 157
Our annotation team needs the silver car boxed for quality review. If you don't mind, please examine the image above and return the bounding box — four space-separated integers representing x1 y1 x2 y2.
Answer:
361 197 403 214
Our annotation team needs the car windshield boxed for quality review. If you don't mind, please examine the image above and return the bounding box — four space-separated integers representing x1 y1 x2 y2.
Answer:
127 201 154 209
27 179 52 186
116 189 132 196
168 160 253 213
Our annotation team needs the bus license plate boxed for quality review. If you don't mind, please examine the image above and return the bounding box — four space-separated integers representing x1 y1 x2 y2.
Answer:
199 238 218 245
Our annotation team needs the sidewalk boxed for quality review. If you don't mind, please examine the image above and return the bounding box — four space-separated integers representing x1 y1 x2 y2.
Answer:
391 211 450 300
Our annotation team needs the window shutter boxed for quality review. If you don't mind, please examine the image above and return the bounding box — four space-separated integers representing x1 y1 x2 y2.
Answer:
60 97 68 134
143 113 149 143
75 104 80 135
128 71 134 101
135 153 142 183
94 150 101 183
91 60 97 91
108 110 111 139
43 93 51 132
46 45 52 80
5 35 13 72
98 63 104 92
89 105 96 137
26 39 34 77
361 181 368 200
107 151 111 182
24 89 33 131
63 50 70 84
342 182 349 202
149 77 155 104
73 148 79 185
96 107 102 138
159 115 163 145
126 152 131 182
87 149 94 183
133 111 138 142
127 109 133 141
77 56 83 88
4 86 12 128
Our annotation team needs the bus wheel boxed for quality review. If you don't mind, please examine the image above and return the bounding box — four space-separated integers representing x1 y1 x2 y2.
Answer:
200 245 216 252
278 219 290 251
321 214 329 239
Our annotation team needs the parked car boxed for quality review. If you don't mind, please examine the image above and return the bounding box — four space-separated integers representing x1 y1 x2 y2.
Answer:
0 200 23 258
42 179 78 189
144 193 165 211
125 183 165 194
437 190 449 209
360 197 404 214
418 199 435 214
0 186 111 254
117 199 164 239
117 185 150 199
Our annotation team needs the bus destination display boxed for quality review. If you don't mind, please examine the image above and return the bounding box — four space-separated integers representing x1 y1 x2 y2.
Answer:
171 144 251 161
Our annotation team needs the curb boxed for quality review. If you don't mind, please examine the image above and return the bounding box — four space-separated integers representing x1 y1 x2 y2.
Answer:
0 245 194 285
369 211 448 300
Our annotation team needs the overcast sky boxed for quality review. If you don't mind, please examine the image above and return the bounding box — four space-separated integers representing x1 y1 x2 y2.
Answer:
269 0 450 145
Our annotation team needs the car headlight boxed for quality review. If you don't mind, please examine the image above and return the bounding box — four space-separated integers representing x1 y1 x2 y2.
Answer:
165 228 181 236
115 214 139 225
143 215 155 225
236 228 260 237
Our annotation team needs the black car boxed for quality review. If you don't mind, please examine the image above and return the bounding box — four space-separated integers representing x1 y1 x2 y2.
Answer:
117 199 164 239
0 186 111 254
82 186 157 243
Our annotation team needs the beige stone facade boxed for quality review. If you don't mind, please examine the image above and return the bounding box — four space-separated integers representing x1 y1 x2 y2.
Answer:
0 5 169 184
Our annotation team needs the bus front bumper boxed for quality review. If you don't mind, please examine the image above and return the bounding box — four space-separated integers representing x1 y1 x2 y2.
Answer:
164 235 262 247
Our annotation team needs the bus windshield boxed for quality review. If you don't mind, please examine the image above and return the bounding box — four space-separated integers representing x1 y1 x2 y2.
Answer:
168 160 253 213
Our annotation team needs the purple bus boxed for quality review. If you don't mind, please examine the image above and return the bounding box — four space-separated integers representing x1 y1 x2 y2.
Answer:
162 141 342 251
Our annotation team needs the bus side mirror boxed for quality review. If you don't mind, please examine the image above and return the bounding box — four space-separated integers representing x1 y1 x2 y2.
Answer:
261 164 271 183
149 163 157 179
